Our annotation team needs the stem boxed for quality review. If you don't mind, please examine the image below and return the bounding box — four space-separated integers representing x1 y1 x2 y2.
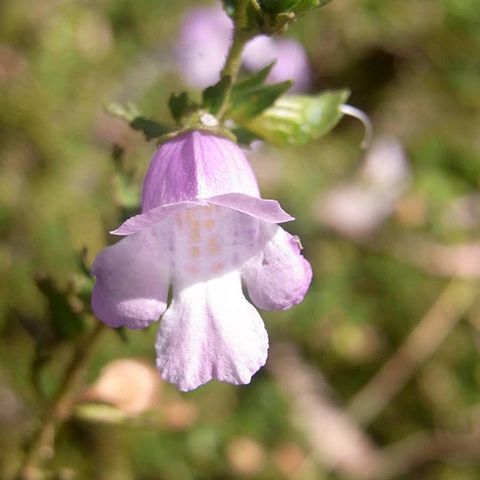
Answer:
15 322 106 480
348 280 478 426
216 0 254 120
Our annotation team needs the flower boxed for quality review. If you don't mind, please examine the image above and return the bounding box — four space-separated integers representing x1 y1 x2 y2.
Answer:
243 36 312 92
91 131 312 391
175 6 231 89
315 137 409 239
175 4 312 91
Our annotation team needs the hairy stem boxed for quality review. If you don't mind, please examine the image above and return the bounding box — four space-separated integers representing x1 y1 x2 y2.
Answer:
216 0 255 120
14 322 106 480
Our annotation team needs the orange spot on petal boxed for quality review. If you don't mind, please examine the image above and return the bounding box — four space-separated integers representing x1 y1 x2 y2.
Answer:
203 219 216 230
207 236 221 255
190 246 200 258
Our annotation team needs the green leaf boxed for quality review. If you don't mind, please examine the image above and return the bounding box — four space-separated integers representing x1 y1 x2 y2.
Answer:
106 103 169 140
130 117 169 140
259 0 333 15
106 102 140 122
202 76 231 115
75 403 130 425
259 0 298 14
222 0 237 19
230 80 293 120
222 0 263 29
232 127 262 146
168 92 198 125
35 274 86 341
241 89 350 146
232 62 275 96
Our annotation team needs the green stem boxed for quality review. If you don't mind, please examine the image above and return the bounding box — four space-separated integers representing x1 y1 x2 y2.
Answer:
14 322 106 480
216 0 255 120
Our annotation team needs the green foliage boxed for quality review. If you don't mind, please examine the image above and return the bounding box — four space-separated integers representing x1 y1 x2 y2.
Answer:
230 72 292 120
232 61 276 95
221 0 236 18
107 103 170 140
223 0 332 33
35 274 86 341
242 89 350 146
202 76 231 115
168 92 198 126
259 0 333 15
1 0 480 479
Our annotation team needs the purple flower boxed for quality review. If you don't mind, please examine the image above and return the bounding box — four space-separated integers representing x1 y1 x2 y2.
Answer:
243 36 312 92
175 6 231 89
176 4 312 92
91 131 312 391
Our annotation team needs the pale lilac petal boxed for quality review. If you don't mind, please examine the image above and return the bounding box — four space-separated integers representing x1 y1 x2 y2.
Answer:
207 193 294 224
156 272 268 391
142 131 260 211
91 225 171 329
243 224 312 311
112 201 200 236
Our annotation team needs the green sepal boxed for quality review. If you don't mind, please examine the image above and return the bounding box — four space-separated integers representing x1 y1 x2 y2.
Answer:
202 76 231 115
241 89 350 146
230 79 293 120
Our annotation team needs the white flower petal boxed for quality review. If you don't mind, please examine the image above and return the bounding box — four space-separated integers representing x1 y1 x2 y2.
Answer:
243 224 312 311
156 272 268 391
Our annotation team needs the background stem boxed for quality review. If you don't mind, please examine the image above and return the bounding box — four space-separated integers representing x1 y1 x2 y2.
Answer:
15 322 106 480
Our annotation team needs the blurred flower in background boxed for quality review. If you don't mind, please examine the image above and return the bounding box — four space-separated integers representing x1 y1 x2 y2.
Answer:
83 358 161 415
243 36 312 91
175 5 230 88
442 194 480 231
176 3 312 91
315 137 410 239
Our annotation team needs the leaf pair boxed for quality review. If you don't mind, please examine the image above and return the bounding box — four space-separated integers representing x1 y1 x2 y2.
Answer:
202 62 349 147
202 62 291 120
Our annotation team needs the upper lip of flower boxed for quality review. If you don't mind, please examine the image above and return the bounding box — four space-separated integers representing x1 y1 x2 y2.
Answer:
112 131 294 237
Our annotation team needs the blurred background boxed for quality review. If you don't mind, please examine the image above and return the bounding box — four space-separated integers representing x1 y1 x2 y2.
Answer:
1 0 480 478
